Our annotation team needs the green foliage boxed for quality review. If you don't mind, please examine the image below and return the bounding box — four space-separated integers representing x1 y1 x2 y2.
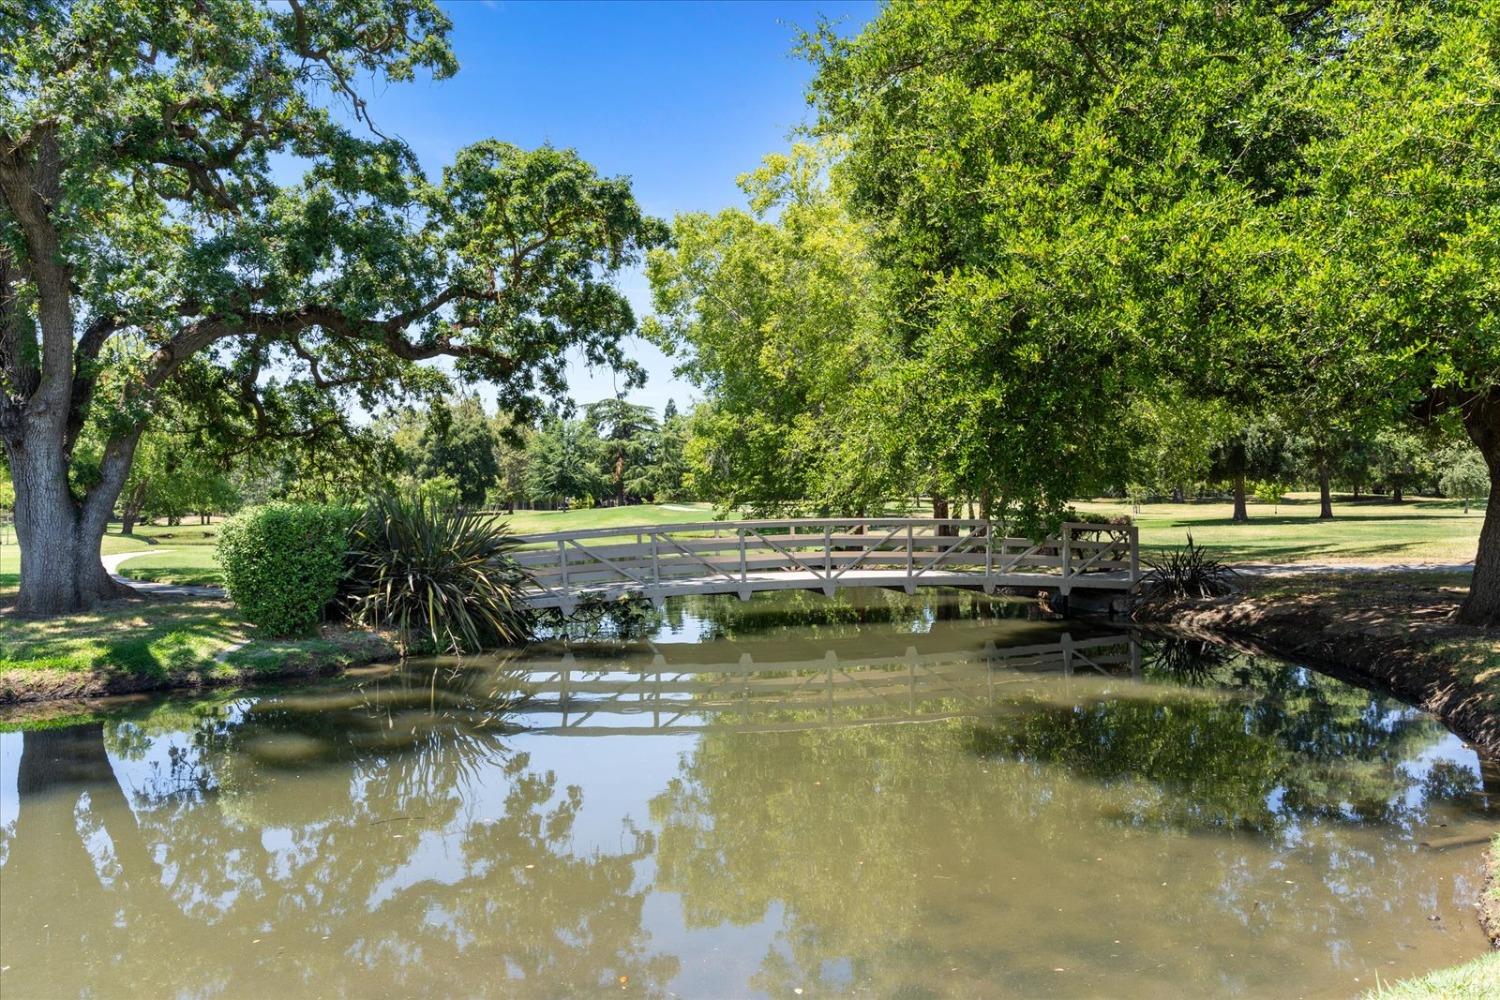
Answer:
586 398 659 502
647 142 899 515
218 503 356 636
393 473 461 511
342 493 532 654
524 418 609 504
1439 444 1490 504
1371 427 1437 500
387 395 502 506
1138 534 1239 603
1252 479 1291 512
1209 422 1289 489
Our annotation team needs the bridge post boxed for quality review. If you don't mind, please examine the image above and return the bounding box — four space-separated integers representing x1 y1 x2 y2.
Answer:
1129 525 1140 583
1060 527 1072 595
984 524 995 594
558 539 570 605
904 523 915 594
651 532 660 592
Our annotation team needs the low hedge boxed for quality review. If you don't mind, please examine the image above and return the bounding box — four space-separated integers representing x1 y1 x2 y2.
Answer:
218 502 356 636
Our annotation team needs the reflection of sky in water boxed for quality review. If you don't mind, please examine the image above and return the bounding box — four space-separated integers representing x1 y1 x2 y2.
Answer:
1 589 1494 998
0 731 18 836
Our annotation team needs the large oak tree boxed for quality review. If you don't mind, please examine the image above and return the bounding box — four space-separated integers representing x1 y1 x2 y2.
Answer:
0 0 665 614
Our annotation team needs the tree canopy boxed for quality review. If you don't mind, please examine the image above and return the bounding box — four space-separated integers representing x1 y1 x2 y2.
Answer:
0 0 666 613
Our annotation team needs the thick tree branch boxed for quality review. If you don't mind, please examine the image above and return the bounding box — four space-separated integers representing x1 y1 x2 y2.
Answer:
0 128 75 417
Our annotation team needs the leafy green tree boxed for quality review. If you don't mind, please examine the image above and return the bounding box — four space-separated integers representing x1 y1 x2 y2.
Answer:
647 143 899 516
524 418 607 505
1127 395 1232 503
585 398 658 504
414 395 500 506
1286 3 1500 621
1438 443 1489 514
1370 427 1436 504
803 2 1313 532
640 402 692 501
487 416 533 512
1208 422 1288 523
0 2 665 614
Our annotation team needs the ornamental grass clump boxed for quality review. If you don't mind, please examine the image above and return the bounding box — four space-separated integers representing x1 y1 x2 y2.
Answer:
1138 532 1239 604
343 494 533 655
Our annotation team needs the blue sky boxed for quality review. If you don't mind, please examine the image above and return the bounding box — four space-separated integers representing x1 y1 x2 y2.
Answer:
367 0 879 416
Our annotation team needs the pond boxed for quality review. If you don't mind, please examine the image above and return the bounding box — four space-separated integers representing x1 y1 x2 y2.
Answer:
0 589 1494 998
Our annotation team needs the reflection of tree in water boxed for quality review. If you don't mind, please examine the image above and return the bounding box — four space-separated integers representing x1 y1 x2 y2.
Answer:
649 651 1481 996
975 656 1454 830
0 671 677 998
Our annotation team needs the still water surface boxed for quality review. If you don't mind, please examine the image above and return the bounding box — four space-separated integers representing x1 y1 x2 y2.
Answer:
0 590 1494 998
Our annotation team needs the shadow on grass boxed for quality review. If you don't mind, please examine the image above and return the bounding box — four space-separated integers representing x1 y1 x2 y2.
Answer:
0 600 242 678
1144 538 1477 564
1149 513 1479 528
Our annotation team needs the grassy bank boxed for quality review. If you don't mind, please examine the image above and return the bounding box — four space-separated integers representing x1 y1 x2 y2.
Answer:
0 596 394 704
1371 952 1500 999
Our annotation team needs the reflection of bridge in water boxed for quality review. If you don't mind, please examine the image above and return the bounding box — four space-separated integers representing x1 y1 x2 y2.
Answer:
514 518 1140 614
513 631 1141 736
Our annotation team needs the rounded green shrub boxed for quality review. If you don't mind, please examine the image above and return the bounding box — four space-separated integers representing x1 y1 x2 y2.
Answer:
218 502 356 636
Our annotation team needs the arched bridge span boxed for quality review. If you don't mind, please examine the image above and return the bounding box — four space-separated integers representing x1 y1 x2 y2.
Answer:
513 518 1139 614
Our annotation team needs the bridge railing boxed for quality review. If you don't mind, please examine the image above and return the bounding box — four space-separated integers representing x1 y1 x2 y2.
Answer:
511 518 1138 611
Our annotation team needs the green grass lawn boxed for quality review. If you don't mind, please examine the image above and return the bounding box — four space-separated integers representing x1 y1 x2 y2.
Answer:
111 537 224 585
1368 947 1499 999
0 596 393 698
1074 494 1483 564
498 501 736 536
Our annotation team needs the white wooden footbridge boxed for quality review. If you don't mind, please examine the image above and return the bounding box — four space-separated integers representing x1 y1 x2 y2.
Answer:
512 518 1139 614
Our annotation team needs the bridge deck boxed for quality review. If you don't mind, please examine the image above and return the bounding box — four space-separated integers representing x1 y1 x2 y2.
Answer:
512 518 1139 613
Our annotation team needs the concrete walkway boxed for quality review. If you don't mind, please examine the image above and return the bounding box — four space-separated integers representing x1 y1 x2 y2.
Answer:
103 549 225 599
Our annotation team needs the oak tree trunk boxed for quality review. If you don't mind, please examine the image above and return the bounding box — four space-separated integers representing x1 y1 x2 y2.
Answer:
1231 472 1248 523
1458 395 1500 626
1318 464 1333 520
5 428 138 615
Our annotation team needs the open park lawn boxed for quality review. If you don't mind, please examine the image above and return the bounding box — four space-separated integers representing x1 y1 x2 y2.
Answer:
1074 495 1483 565
497 501 736 536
